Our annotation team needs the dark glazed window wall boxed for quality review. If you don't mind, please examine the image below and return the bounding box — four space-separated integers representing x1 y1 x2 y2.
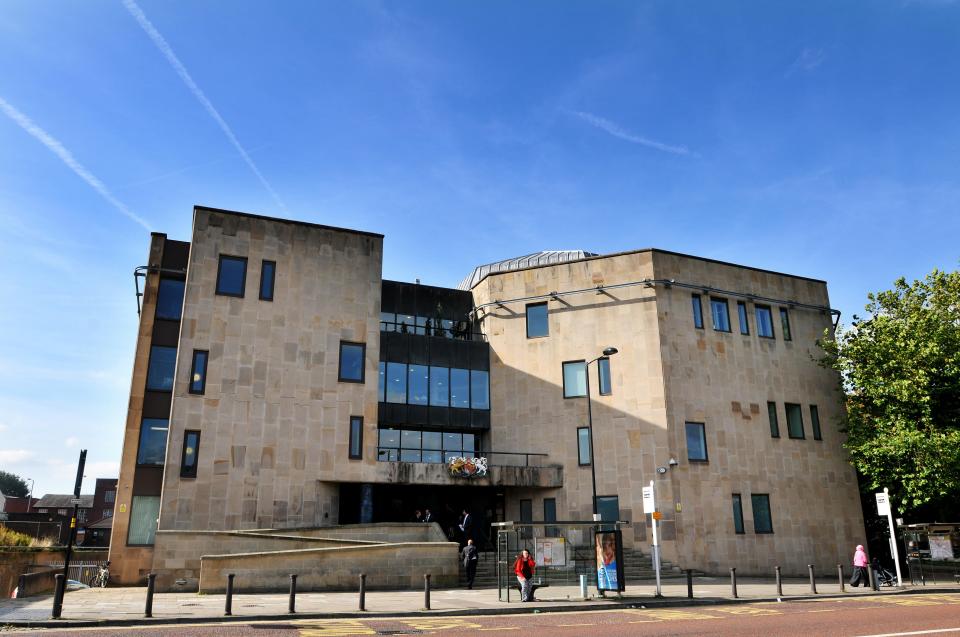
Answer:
563 360 587 398
338 341 365 383
180 430 200 478
732 494 745 534
752 494 773 533
259 260 276 301
519 499 533 538
380 362 490 410
685 422 708 461
146 346 177 391
598 357 612 396
429 366 449 406
450 368 470 408
216 255 247 297
577 427 591 465
737 301 750 335
386 362 407 403
408 364 429 405
692 294 704 329
810 405 822 440
155 278 185 320
349 416 363 459
767 401 780 438
779 308 792 341
755 305 775 338
377 428 475 462
785 403 805 439
710 298 731 332
470 370 490 410
137 418 169 465
526 302 549 338
544 498 559 537
189 350 208 395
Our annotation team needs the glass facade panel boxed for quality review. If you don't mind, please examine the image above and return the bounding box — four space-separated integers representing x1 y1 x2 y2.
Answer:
711 298 731 332
146 345 177 391
462 433 475 452
752 494 773 533
408 364 429 405
400 449 422 462
685 422 708 461
429 366 449 406
737 301 749 335
401 430 421 449
137 418 168 465
189 350 208 394
349 416 363 459
155 278 185 320
339 342 365 382
563 361 587 398
577 427 591 465
767 401 780 438
397 314 416 333
692 294 704 329
598 357 612 395
379 428 400 448
810 405 822 440
450 368 470 408
470 370 489 409
128 495 161 545
780 308 792 341
755 305 774 338
422 431 442 450
526 302 549 338
380 312 396 332
386 362 406 403
375 428 477 463
785 403 805 439
443 432 462 451
415 316 428 336
259 260 275 301
216 255 247 297
378 362 386 401
732 494 744 534
180 430 200 478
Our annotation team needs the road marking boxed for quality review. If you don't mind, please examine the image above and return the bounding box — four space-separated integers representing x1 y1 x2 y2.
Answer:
713 607 781 616
557 623 595 626
626 609 719 620
629 620 664 623
405 618 482 630
807 608 839 613
479 628 520 632
856 629 960 637
298 620 375 636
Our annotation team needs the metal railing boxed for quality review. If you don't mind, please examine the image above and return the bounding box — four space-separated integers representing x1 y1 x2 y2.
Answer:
375 448 548 468
380 320 486 342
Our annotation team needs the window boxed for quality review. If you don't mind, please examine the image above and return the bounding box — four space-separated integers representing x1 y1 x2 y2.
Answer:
737 301 749 335
577 427 591 465
563 360 587 398
380 312 396 332
779 308 792 341
104 490 116 504
596 495 620 528
732 494 745 534
755 305 775 338
137 418 168 465
450 369 470 408
751 494 773 533
338 341 365 383
378 362 386 401
692 294 704 329
104 509 112 518
128 495 161 545
180 430 200 478
470 370 490 410
216 255 247 297
408 364 429 405
429 366 449 406
259 260 276 301
598 357 612 396
189 350 208 395
78 509 87 522
519 499 533 538
810 405 822 441
544 498 559 537
710 298 731 332
767 402 780 438
526 302 549 338
146 345 177 391
785 403 805 439
685 422 708 462
377 428 475 463
349 416 363 459
155 278 185 320
386 362 407 403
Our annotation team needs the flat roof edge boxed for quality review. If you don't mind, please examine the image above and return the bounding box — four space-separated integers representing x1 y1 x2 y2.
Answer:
194 205 384 239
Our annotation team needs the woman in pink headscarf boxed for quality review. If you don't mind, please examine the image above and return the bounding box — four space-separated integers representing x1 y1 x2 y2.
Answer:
850 544 869 587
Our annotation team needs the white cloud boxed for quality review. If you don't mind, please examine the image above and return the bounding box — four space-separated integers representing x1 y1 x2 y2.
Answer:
0 449 35 463
0 423 7 433
786 47 826 77
572 111 694 156
65 436 80 448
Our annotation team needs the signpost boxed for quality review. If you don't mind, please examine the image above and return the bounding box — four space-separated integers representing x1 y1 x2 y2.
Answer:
645 481 662 597
876 488 903 587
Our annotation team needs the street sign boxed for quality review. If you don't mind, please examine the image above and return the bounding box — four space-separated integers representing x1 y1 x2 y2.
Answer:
876 492 890 516
642 486 655 513
652 511 663 521
70 498 83 505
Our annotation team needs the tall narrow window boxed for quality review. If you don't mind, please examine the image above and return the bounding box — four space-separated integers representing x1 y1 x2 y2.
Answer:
470 370 490 410
378 362 386 401
767 402 780 438
598 357 612 396
685 422 708 462
526 302 549 338
338 341 365 383
710 298 731 332
349 416 363 459
544 498 559 537
751 494 773 533
779 308 792 341
450 368 470 408
137 418 168 465
785 403 805 439
127 495 161 546
737 301 750 335
189 350 208 395
563 360 587 398
429 366 449 406
216 255 247 297
180 430 200 478
732 494 745 534
386 362 407 404
519 499 533 539
577 427 591 465
259 260 276 301
755 305 775 338
810 405 822 441
407 364 429 405
155 278 185 320
692 294 704 329
146 346 177 391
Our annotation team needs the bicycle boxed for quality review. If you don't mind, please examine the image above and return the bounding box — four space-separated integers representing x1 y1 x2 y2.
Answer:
88 562 110 588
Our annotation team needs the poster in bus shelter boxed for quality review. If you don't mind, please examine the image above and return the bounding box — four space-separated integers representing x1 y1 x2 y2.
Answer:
595 529 625 592
534 537 567 566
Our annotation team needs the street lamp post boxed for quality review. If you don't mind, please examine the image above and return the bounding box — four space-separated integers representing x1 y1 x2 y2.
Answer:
585 347 618 519
26 478 34 513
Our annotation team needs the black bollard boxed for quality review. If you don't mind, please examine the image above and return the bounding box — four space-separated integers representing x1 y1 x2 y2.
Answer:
730 567 738 599
686 569 693 599
359 573 367 611
808 564 817 594
288 574 297 614
775 566 782 597
225 573 235 616
51 574 65 619
424 573 431 610
867 565 878 591
837 564 845 593
145 574 156 618
17 575 25 599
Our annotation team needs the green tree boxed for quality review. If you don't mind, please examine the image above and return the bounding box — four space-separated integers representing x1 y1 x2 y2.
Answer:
819 269 960 511
0 470 29 498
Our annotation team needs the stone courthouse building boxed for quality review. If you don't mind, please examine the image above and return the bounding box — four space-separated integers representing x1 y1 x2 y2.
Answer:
109 205 865 588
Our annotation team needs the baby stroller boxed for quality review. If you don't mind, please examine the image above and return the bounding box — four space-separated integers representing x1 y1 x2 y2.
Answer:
871 558 896 586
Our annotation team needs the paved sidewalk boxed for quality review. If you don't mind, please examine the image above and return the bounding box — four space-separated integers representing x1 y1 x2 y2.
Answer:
1 577 957 628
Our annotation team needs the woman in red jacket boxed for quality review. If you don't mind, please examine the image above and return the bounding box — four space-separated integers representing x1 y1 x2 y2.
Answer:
514 549 536 602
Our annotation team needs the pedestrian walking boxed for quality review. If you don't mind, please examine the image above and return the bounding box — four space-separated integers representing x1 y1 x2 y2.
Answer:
459 508 473 547
850 544 869 587
461 538 479 589
514 548 536 602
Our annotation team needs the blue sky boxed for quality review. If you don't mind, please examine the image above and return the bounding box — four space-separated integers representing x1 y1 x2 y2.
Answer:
1 1 959 496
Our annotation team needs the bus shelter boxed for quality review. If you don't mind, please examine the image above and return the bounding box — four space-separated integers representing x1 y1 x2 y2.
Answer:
492 520 629 602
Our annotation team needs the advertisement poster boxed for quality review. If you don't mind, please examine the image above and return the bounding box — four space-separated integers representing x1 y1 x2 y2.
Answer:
535 537 567 566
595 530 625 592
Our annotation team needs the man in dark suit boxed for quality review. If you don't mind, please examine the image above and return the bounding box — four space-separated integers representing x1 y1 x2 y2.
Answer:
459 509 473 547
424 508 434 523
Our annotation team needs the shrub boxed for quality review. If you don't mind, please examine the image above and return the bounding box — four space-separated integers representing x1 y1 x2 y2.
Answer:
0 526 33 547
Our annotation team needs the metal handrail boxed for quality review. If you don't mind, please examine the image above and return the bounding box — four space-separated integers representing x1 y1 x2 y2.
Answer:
375 448 548 467
379 320 486 341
